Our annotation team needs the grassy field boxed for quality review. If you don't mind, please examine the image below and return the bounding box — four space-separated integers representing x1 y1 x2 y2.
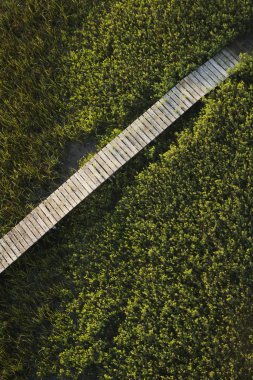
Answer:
0 1 253 379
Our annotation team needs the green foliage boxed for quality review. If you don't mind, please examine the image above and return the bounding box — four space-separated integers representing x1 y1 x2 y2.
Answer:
34 55 253 379
0 0 93 235
64 0 253 138
1 0 252 237
1 1 253 379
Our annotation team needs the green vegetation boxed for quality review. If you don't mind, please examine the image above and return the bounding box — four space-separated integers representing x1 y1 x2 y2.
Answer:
35 55 253 379
0 0 92 235
0 0 252 235
1 1 253 379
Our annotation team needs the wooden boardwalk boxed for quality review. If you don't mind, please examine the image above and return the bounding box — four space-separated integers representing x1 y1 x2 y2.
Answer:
0 37 252 273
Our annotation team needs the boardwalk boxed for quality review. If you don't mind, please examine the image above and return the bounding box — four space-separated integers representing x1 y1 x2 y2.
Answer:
0 37 252 273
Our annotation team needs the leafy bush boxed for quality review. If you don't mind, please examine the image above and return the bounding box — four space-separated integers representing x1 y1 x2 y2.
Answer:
34 54 253 379
0 0 252 235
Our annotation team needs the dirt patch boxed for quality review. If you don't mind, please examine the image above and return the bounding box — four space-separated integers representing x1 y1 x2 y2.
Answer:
62 139 97 177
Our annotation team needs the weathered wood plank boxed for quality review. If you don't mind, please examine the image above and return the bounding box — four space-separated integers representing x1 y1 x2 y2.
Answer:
75 171 96 192
204 61 226 81
146 109 168 131
123 128 145 150
208 58 229 77
164 92 187 113
0 239 17 261
93 154 114 176
52 190 72 214
187 72 210 92
96 150 119 172
179 78 203 99
1 236 19 258
130 122 152 144
175 83 199 103
114 137 135 159
156 100 178 121
172 86 193 107
135 118 158 139
141 113 162 134
119 133 139 154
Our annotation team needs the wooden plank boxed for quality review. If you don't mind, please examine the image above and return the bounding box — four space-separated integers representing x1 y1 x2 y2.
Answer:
12 224 30 247
2 235 20 257
137 116 159 137
111 138 132 160
90 156 112 177
64 180 84 203
64 180 83 202
8 226 30 253
46 195 66 219
70 174 89 198
85 162 106 184
150 104 173 126
60 183 81 205
204 61 226 81
140 113 162 135
146 109 167 131
124 128 145 150
81 164 102 186
0 238 17 261
53 190 73 213
26 212 49 236
179 77 204 98
171 86 193 107
63 179 85 202
53 191 72 214
195 66 216 87
7 229 27 251
0 244 10 266
106 143 126 165
119 133 139 154
156 99 178 120
93 154 114 176
0 243 10 265
35 206 55 229
75 171 96 192
201 64 220 84
28 211 50 233
114 137 135 159
86 161 108 182
222 48 239 64
42 199 62 223
97 147 122 172
97 150 119 172
212 53 233 70
38 204 58 225
111 139 130 162
14 224 34 247
1 250 12 265
164 91 187 113
175 83 199 103
187 72 210 93
24 215 44 238
130 121 152 144
19 219 38 243
208 58 229 77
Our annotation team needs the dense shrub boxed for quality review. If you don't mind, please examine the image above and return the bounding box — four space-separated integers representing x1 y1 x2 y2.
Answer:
0 0 93 235
34 55 253 379
0 0 252 235
1 1 253 379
